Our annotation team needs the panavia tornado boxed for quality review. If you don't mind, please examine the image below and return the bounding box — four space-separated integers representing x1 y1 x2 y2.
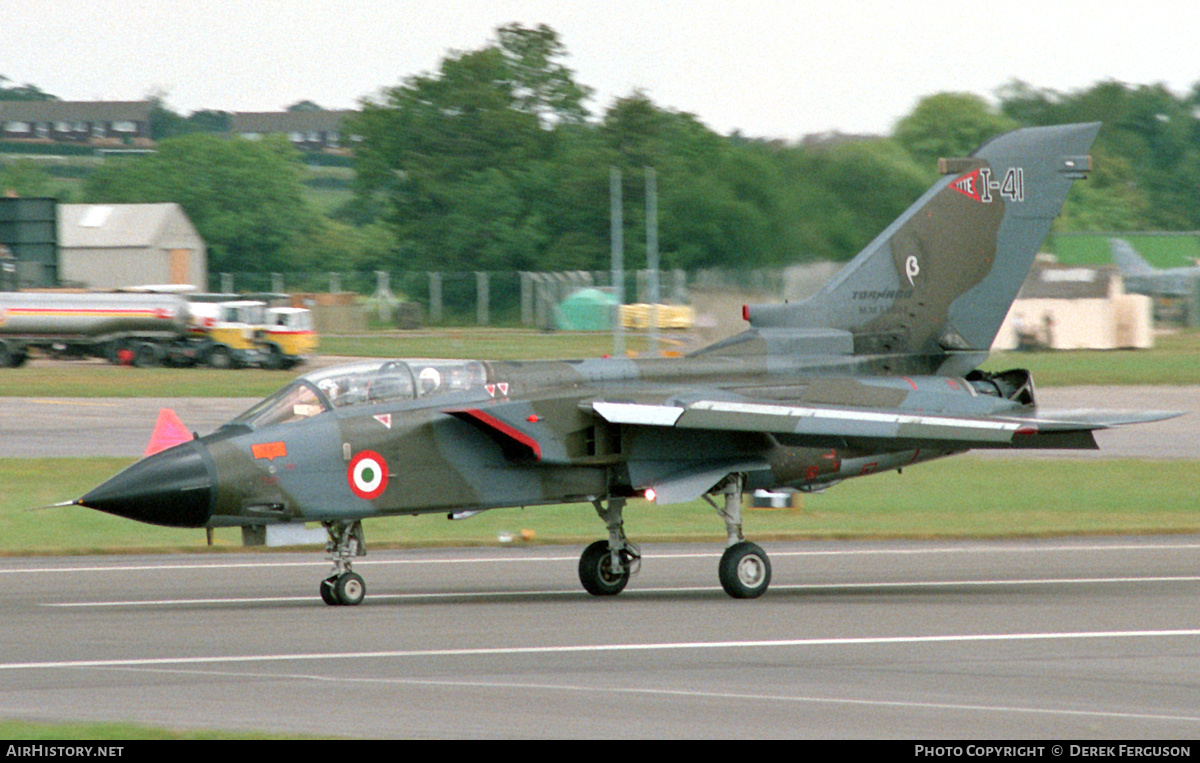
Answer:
76 122 1177 605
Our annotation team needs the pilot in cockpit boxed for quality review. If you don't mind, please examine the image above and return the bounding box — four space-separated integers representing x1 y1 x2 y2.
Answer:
417 367 441 397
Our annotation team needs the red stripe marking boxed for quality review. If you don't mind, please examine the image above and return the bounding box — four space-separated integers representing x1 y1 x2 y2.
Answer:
458 409 542 461
8 308 168 318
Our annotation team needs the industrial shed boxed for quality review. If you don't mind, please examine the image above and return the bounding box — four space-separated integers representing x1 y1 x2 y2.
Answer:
57 203 207 289
993 262 1153 351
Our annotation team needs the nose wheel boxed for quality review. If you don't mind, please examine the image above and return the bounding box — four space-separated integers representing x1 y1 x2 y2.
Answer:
320 571 366 606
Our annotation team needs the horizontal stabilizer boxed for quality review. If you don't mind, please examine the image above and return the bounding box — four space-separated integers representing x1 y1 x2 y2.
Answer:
1014 409 1184 431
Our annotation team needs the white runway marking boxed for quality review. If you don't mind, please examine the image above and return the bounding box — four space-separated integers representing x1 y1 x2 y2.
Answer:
39 574 1200 609
2 627 1200 672
4 539 1199 576
0 557 578 575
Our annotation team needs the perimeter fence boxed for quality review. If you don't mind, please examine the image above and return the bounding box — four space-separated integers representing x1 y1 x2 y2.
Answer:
212 264 842 337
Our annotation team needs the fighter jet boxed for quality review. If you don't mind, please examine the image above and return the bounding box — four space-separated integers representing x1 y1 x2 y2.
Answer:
1110 237 1200 297
75 122 1177 605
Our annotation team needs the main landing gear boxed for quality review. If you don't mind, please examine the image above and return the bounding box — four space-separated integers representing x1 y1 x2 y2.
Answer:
578 474 772 600
578 497 641 596
320 520 367 606
709 474 772 599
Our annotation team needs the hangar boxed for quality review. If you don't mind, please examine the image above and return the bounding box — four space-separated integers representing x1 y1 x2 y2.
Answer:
993 261 1153 350
57 203 207 290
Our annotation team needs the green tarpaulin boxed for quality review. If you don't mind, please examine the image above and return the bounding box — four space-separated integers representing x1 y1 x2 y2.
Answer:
556 288 616 331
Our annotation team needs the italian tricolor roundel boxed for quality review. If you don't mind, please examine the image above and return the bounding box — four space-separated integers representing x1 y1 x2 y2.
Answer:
347 450 389 500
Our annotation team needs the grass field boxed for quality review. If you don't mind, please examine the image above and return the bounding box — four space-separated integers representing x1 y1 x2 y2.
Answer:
0 719 308 740
981 330 1200 386
2 328 1198 397
321 328 655 360
6 456 1197 556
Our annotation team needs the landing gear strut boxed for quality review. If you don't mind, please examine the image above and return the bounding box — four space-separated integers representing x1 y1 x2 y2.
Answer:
709 474 772 599
579 497 640 596
321 520 367 606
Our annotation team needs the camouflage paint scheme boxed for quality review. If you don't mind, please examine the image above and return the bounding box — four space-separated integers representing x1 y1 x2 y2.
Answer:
77 123 1179 602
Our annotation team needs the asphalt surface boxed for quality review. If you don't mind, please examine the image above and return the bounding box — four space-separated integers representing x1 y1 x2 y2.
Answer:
2 385 1197 458
1 538 1199 738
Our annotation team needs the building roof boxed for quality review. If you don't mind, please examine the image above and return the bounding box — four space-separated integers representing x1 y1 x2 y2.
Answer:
58 203 202 249
230 110 354 134
1017 263 1120 300
0 100 153 123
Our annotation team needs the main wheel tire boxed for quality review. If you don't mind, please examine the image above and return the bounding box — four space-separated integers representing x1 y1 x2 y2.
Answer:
320 576 340 606
578 539 630 596
718 541 772 599
262 344 283 370
104 340 126 365
334 572 366 606
207 345 234 370
132 342 159 368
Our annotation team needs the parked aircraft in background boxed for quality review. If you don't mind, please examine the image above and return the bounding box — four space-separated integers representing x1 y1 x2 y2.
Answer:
1110 237 1200 297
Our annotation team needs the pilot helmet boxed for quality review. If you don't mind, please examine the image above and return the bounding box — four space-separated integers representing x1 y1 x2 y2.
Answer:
317 377 340 401
418 367 441 394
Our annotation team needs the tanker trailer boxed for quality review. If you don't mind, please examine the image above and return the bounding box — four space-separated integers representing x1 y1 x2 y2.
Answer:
0 291 191 368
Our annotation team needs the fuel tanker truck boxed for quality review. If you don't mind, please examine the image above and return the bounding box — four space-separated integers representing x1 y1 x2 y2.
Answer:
0 291 317 369
0 289 248 368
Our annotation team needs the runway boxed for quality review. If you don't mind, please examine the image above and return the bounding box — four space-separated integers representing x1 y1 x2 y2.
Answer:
1 537 1199 738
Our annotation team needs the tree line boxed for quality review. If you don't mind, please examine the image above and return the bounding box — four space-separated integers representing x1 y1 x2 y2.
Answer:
5 24 1200 278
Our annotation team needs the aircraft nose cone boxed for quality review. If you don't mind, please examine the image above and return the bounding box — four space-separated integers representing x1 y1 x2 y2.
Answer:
78 440 214 528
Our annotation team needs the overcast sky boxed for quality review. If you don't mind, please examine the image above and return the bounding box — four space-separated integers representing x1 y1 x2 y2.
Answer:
5 1 1199 140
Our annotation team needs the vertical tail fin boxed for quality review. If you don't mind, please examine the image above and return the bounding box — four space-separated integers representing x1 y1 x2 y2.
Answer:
743 123 1100 365
1109 238 1156 275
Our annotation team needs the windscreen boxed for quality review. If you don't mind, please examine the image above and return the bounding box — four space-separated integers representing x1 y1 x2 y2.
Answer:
232 359 489 429
231 381 328 429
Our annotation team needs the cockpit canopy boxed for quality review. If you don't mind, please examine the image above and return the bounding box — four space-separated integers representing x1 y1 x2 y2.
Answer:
232 359 488 429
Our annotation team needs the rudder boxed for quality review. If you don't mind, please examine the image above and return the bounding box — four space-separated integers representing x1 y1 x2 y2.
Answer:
745 123 1100 363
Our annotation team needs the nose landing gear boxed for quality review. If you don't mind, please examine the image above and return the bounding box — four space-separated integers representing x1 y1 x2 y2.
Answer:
321 520 367 606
